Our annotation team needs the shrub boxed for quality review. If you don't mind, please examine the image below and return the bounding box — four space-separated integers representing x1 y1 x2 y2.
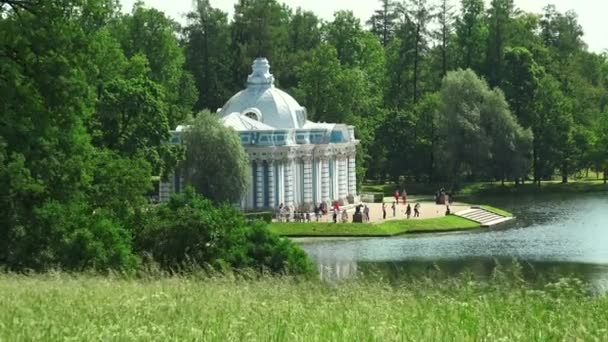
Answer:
5 200 138 272
134 189 314 275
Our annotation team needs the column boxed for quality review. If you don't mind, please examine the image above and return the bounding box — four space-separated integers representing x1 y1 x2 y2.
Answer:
256 161 264 209
338 157 348 200
303 156 313 206
248 163 255 209
321 157 330 203
348 153 357 196
284 159 294 208
331 158 339 201
314 158 322 205
277 162 285 206
267 160 276 210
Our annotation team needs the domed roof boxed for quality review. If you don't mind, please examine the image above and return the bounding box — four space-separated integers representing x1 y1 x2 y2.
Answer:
218 58 307 129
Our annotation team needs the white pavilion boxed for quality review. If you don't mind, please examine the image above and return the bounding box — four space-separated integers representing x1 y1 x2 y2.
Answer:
160 58 359 211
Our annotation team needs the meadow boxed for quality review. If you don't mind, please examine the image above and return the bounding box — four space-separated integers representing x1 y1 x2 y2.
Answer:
1 271 606 341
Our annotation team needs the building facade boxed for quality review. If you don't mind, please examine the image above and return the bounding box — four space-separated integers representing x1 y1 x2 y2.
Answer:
160 58 359 211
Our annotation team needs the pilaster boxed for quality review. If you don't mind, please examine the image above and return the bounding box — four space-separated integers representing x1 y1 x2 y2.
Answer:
321 156 330 203
348 152 357 196
302 156 313 206
338 156 348 200
284 159 294 207
267 160 276 209
256 161 264 209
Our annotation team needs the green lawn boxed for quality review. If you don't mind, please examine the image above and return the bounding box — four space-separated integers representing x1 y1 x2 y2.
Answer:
0 274 606 341
269 215 480 237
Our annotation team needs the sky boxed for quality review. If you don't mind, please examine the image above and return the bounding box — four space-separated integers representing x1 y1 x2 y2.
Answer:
120 0 607 53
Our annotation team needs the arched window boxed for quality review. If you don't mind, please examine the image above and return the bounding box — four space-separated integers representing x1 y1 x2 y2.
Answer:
244 112 258 121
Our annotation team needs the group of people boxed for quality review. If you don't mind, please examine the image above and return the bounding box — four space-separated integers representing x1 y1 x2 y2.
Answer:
382 201 421 219
435 188 452 205
276 188 430 223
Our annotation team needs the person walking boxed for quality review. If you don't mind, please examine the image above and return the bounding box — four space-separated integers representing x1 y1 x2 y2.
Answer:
414 203 420 217
382 203 387 220
394 189 400 204
405 204 412 219
402 190 407 205
364 205 370 222
341 209 349 223
391 202 396 217
332 207 338 223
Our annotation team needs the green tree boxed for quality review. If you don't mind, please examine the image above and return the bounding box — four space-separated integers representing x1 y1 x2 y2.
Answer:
92 54 177 175
181 112 250 204
502 47 542 128
325 11 366 67
0 0 138 271
434 0 456 77
404 0 434 103
436 69 530 187
485 0 515 86
278 8 323 92
533 75 574 185
230 0 290 88
183 0 233 112
111 1 197 128
455 0 487 73
367 0 398 47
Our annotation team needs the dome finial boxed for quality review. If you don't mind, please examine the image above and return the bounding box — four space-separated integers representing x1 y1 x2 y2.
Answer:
247 58 274 87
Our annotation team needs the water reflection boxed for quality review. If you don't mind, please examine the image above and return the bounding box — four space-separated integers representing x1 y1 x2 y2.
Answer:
299 193 608 291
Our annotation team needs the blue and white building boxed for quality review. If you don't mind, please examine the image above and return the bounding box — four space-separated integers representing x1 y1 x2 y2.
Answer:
160 58 359 211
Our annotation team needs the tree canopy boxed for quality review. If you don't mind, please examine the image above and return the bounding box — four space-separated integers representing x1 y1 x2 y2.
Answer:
181 112 250 204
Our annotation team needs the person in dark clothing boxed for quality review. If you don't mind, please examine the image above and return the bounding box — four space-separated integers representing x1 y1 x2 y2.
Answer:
405 204 412 219
382 203 387 220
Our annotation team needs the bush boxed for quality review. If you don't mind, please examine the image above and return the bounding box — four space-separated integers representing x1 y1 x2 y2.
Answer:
5 200 138 272
244 211 273 223
134 189 314 275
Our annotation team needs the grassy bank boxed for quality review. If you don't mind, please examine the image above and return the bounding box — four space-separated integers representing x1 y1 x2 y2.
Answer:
269 215 480 237
362 180 608 197
0 274 606 340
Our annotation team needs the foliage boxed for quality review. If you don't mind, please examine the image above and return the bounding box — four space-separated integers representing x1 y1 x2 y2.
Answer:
134 190 314 275
181 111 250 204
1 0 607 274
183 0 233 112
110 1 197 128
436 69 531 187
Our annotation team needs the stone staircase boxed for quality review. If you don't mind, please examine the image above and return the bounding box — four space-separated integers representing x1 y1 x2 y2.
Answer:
455 207 513 227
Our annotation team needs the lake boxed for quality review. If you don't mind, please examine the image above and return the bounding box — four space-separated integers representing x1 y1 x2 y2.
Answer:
299 192 608 292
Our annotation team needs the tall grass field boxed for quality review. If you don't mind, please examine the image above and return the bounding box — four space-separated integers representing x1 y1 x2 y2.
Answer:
1 272 607 341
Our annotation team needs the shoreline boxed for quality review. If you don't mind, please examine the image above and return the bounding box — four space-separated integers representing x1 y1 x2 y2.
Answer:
268 210 510 238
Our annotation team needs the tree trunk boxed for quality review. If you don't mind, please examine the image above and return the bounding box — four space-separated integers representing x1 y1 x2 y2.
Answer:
604 169 607 185
561 161 568 184
533 141 540 187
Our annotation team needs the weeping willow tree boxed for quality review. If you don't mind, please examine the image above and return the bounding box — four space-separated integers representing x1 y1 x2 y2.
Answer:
181 111 250 204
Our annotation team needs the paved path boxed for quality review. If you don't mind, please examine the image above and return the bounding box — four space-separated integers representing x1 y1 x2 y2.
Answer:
303 196 469 224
